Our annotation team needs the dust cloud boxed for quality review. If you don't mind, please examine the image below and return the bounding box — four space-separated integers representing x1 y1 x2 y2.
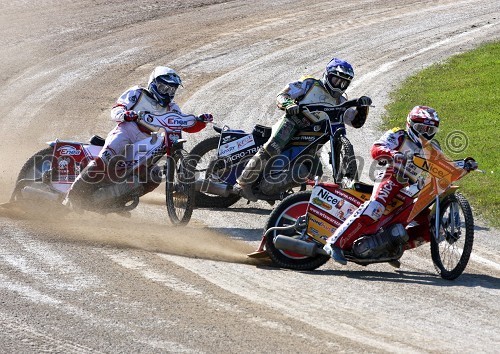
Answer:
0 199 269 266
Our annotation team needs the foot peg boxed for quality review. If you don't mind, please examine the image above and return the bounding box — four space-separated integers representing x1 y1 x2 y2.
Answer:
323 243 347 265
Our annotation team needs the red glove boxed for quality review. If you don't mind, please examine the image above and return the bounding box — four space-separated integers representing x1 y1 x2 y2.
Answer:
123 110 138 122
197 113 214 123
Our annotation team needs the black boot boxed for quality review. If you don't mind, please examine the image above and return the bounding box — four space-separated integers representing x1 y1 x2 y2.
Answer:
63 160 104 210
234 149 269 202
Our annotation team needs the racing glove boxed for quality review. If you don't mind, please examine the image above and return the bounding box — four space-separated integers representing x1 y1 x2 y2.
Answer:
123 110 138 122
392 152 409 166
464 157 478 171
197 113 214 122
357 96 372 107
282 98 300 116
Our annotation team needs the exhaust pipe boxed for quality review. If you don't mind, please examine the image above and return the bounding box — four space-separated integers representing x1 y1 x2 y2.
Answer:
194 179 232 197
21 185 61 202
273 235 329 257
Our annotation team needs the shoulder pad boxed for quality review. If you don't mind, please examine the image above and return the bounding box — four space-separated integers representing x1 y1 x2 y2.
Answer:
391 127 404 133
299 75 316 81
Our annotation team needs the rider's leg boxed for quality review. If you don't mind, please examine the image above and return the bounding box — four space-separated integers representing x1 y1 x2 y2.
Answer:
324 168 406 264
64 157 107 209
236 116 298 201
64 122 146 209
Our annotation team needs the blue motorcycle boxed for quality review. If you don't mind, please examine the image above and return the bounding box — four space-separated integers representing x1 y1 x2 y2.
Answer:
190 97 369 208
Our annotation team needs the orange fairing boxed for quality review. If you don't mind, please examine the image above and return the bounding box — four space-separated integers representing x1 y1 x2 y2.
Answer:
408 140 468 221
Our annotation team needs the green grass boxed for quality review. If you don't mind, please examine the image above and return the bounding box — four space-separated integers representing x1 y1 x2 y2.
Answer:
382 41 500 227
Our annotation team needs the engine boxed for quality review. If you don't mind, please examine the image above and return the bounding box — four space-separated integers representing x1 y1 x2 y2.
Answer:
352 224 409 259
260 163 311 195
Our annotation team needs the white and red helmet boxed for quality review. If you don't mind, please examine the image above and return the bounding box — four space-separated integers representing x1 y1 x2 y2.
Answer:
406 106 440 146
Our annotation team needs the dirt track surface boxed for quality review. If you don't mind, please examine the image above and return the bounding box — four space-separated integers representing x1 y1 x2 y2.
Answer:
1 0 499 352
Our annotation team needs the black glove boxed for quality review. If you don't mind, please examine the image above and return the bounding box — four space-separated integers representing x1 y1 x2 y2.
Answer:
283 98 300 116
123 110 138 122
464 157 478 171
285 104 300 116
197 113 214 122
357 96 372 107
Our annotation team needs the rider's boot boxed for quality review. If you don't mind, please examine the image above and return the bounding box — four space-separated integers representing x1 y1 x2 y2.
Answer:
63 158 106 211
234 149 270 202
323 201 379 265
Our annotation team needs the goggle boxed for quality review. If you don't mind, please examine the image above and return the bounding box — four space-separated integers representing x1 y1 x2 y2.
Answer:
156 81 178 96
413 123 438 136
329 75 350 90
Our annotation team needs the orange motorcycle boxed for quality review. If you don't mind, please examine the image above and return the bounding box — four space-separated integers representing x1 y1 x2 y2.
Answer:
250 141 480 280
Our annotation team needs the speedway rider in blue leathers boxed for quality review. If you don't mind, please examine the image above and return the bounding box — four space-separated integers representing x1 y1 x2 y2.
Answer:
65 66 213 209
234 58 371 201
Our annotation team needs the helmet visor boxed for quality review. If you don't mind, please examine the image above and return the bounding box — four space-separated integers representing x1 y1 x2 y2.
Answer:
328 74 350 90
156 81 178 96
413 123 438 136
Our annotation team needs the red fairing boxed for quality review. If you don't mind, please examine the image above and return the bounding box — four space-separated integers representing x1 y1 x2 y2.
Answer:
51 142 89 183
183 121 206 133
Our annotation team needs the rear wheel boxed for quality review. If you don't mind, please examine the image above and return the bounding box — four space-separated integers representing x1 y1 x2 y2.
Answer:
333 135 358 182
265 191 330 270
11 147 54 201
189 136 241 208
165 149 195 226
430 193 474 280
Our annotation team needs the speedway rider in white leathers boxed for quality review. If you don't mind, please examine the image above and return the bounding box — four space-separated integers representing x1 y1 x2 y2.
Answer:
234 58 372 201
323 106 478 265
65 66 213 209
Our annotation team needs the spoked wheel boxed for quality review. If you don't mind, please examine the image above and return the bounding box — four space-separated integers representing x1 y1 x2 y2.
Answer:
189 136 241 208
265 191 330 270
10 147 54 201
165 149 195 226
333 135 358 182
430 193 474 280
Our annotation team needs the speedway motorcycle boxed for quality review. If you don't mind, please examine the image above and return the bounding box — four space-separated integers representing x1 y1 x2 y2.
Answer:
10 112 204 225
190 97 370 208
250 141 479 280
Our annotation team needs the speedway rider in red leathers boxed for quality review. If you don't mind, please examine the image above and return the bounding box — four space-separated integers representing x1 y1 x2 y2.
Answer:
234 58 371 201
323 106 442 264
65 66 213 209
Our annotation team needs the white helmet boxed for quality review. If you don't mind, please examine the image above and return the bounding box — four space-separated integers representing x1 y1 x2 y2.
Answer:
406 106 440 147
147 66 182 107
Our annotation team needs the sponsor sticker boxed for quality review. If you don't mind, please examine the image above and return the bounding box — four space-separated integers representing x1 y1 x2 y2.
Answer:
218 134 255 157
57 145 81 156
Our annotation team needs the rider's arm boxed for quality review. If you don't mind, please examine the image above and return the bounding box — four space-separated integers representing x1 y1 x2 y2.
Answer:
371 128 405 161
110 86 143 122
183 120 207 133
276 78 313 110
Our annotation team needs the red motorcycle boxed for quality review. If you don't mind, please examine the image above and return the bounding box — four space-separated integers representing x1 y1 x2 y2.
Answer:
249 141 479 280
10 112 207 225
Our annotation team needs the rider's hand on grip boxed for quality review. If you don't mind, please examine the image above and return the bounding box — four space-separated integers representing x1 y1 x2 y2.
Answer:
392 152 408 166
137 111 150 120
197 113 214 123
464 157 478 171
123 110 138 122
357 96 372 107
285 103 300 116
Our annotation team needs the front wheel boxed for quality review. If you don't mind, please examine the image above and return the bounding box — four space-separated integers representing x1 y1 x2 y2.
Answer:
430 192 474 280
265 191 330 270
333 135 358 182
165 149 195 226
